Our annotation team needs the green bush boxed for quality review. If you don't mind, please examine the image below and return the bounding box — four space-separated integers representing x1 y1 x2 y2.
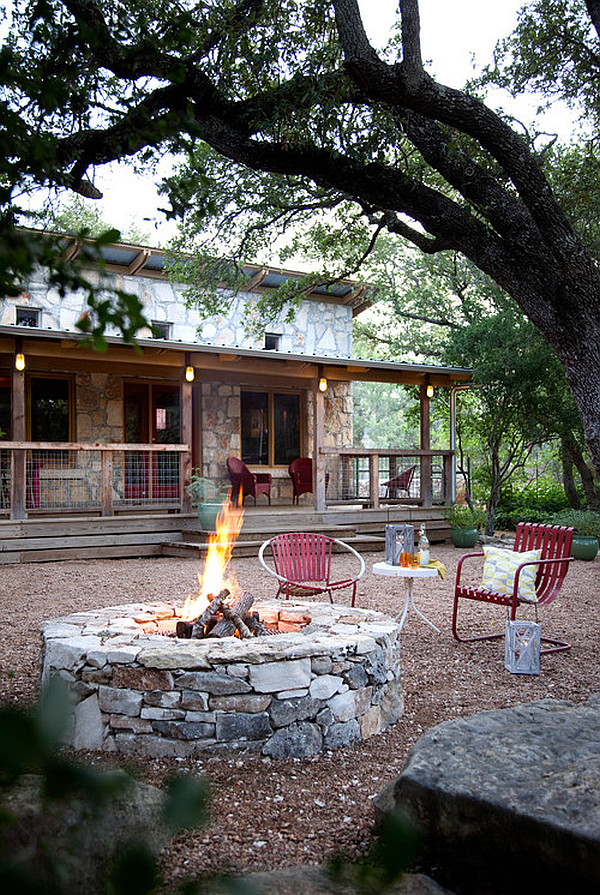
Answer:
548 509 600 538
443 503 486 530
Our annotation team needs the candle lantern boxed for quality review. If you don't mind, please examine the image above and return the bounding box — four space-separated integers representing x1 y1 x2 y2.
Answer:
504 620 541 675
385 524 414 566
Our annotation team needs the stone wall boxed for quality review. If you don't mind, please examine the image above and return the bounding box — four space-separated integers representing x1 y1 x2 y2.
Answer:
4 268 353 358
41 600 403 759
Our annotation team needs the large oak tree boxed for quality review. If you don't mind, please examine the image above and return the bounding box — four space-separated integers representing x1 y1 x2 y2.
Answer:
4 0 600 471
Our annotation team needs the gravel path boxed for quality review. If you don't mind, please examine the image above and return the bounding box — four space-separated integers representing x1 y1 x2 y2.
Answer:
1 544 598 887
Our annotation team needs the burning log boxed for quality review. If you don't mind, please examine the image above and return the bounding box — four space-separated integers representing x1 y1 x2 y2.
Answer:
176 590 260 639
208 591 254 638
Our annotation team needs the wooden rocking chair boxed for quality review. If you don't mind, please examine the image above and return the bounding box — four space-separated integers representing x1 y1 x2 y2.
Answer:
258 532 366 606
452 522 574 654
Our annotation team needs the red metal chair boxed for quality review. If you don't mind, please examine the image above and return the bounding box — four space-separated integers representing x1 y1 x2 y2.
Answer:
226 456 272 506
452 522 574 654
382 464 416 499
258 532 366 606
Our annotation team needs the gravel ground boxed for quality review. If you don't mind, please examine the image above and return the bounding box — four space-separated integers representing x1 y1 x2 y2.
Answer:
0 544 598 887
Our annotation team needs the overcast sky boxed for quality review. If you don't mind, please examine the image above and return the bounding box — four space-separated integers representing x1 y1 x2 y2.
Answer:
86 1 572 245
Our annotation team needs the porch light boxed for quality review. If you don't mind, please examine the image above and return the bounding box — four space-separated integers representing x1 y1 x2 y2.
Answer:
426 383 434 398
504 619 541 675
185 365 195 382
15 352 25 371
318 377 328 392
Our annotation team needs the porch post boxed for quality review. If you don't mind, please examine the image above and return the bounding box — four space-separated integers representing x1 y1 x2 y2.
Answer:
419 384 432 507
11 367 26 520
313 384 326 512
181 381 193 513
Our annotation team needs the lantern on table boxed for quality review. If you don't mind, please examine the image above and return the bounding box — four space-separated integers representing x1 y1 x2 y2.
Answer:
385 524 414 566
504 619 541 675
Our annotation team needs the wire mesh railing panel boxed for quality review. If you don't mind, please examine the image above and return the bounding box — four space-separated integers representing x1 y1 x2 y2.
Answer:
325 452 450 504
26 450 101 510
0 450 10 512
113 451 181 507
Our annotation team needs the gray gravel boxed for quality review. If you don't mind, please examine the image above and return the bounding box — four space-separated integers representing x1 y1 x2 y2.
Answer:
0 544 597 886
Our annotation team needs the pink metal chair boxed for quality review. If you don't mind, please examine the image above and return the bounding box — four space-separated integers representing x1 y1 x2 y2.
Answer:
382 464 416 499
227 456 272 506
452 522 574 654
258 532 366 606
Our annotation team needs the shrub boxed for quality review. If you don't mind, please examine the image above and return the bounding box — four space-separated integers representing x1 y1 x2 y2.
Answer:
548 509 600 538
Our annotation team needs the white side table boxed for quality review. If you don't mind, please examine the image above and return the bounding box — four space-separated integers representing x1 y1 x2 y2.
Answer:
372 562 441 633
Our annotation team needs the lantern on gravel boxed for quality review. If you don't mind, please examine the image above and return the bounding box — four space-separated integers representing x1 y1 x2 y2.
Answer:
505 619 541 675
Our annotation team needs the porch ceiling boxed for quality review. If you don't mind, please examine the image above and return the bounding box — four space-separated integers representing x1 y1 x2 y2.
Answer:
0 326 471 388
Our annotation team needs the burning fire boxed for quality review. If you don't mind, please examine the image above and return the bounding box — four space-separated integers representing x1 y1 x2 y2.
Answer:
181 497 244 621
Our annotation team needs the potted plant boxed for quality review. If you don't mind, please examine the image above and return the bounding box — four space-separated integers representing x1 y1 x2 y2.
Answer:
186 471 229 531
550 509 600 560
444 503 486 548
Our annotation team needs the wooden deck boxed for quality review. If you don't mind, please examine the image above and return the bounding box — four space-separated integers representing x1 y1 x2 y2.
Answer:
0 504 450 563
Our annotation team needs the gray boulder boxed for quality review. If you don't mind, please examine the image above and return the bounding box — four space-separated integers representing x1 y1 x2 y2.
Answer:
378 695 600 894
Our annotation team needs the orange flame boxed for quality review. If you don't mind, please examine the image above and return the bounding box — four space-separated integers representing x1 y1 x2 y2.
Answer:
181 497 244 621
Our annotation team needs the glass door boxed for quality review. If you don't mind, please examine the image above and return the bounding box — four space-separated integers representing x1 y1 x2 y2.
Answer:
124 383 180 501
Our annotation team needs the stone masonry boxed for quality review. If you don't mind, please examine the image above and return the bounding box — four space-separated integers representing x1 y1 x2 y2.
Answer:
41 600 403 759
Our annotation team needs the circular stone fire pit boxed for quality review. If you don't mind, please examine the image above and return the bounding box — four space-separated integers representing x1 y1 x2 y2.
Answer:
41 600 402 759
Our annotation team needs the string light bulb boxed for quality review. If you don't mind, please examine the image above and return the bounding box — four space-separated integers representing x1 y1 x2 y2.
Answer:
15 352 25 372
185 365 195 382
318 377 328 393
426 384 434 398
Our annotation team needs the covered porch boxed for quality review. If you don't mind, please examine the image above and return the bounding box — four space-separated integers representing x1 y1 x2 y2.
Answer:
0 326 470 559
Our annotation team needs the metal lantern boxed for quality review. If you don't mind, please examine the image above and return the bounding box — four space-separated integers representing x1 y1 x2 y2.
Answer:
504 620 541 675
385 524 414 565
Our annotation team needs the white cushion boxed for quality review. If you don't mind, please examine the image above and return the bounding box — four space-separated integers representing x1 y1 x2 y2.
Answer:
481 545 542 602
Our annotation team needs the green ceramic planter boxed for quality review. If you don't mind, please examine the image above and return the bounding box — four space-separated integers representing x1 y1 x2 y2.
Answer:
451 527 479 548
571 535 599 561
197 503 223 531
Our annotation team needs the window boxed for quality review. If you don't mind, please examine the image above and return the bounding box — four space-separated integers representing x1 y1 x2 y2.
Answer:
151 321 171 339
241 390 301 466
29 377 72 442
16 307 40 327
264 333 280 350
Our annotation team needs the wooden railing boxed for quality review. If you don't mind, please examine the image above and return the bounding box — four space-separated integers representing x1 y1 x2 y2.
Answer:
320 448 453 508
0 442 191 520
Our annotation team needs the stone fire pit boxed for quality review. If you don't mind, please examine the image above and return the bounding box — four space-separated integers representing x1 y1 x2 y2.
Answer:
41 600 402 759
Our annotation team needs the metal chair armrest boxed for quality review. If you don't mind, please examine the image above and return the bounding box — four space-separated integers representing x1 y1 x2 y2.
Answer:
455 551 484 588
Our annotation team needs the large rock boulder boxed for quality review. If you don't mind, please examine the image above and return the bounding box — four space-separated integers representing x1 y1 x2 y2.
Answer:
377 695 600 894
202 865 453 894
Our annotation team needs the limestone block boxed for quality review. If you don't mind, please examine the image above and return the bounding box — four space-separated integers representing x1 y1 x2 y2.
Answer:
359 704 383 739
249 658 312 693
98 685 143 716
309 674 344 700
137 646 212 670
109 715 154 733
176 671 252 695
323 719 361 750
269 694 322 728
152 720 215 740
140 706 185 721
112 666 174 691
43 635 103 676
262 721 323 759
143 689 181 709
209 694 272 713
215 711 272 742
71 693 106 750
180 690 210 711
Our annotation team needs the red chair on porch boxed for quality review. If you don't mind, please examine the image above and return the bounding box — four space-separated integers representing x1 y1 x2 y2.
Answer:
288 457 329 504
226 456 272 506
451 522 574 654
381 464 416 499
258 532 366 606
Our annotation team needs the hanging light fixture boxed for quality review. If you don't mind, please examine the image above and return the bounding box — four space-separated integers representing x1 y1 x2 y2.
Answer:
318 376 328 392
184 353 195 382
15 352 25 371
426 383 434 398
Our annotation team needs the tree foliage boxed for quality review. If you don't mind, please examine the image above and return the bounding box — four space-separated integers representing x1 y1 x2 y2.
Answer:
5 0 600 472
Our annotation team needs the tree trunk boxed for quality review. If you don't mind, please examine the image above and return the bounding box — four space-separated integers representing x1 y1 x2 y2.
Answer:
560 437 581 509
564 435 600 510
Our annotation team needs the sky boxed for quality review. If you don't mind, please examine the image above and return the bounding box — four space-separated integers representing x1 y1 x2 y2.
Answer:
79 1 573 245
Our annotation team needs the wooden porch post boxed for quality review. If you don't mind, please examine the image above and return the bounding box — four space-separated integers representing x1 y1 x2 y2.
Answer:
419 384 432 507
313 384 326 512
100 451 114 516
181 380 193 513
11 367 26 520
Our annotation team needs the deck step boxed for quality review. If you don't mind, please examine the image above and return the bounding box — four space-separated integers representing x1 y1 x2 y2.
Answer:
161 532 385 559
182 523 358 543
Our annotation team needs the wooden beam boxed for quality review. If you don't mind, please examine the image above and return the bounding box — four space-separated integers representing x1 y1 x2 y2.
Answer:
126 249 151 275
